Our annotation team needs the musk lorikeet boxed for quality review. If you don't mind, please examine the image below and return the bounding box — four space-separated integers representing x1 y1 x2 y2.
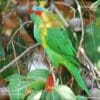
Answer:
30 6 89 95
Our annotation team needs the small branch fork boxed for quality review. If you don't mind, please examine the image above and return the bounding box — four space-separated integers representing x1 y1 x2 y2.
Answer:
51 4 69 28
7 20 32 47
75 0 93 71
0 43 39 73
12 41 20 73
90 0 100 11
75 0 84 58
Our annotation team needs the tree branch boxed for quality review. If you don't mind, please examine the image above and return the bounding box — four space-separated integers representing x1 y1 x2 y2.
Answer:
11 41 20 73
75 0 98 80
51 4 69 28
7 20 32 46
75 0 84 58
0 43 39 73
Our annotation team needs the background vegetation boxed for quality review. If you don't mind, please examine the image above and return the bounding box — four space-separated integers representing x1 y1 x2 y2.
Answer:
0 0 100 100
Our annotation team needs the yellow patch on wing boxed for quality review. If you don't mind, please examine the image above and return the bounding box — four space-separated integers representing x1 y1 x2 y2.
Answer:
42 29 48 48
39 23 48 48
39 11 63 48
41 12 60 28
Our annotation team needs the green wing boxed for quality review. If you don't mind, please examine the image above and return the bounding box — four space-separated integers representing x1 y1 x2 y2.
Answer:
45 28 79 66
46 28 75 56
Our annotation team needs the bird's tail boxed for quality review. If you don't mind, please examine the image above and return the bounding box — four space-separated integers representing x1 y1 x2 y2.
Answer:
62 58 89 95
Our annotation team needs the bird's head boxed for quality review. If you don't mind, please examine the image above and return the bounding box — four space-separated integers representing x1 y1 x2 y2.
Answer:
29 6 46 25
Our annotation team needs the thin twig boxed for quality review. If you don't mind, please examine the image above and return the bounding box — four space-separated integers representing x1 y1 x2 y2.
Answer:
75 0 84 57
7 20 32 46
90 0 100 11
12 41 20 73
55 1 76 18
94 67 100 77
80 48 96 77
51 4 69 28
75 0 97 79
2 5 17 24
13 40 27 49
0 43 40 73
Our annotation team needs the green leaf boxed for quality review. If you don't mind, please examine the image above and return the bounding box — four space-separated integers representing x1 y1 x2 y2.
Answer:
27 69 49 81
84 17 100 69
40 90 48 100
40 85 75 100
8 69 49 100
8 79 45 100
41 90 62 100
27 90 42 100
27 69 49 90
6 74 25 81
96 6 100 17
8 81 32 100
55 85 76 100
28 80 46 90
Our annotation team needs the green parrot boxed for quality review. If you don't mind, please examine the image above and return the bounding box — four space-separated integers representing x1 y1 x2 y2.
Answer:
30 6 89 94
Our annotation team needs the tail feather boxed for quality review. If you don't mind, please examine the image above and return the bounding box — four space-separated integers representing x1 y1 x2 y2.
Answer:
62 58 89 95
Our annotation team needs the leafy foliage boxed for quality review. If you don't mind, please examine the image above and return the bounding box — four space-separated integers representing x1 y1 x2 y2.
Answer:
27 69 49 81
7 69 49 100
40 85 76 100
84 9 100 69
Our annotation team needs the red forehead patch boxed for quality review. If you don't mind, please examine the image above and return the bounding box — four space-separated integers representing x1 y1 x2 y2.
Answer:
28 7 43 17
34 11 43 17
